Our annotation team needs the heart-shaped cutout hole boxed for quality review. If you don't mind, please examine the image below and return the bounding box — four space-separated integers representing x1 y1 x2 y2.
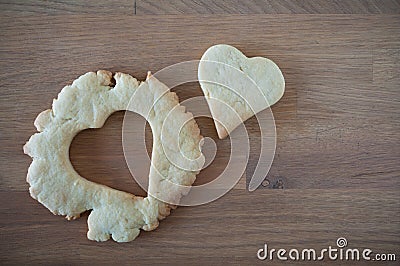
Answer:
70 110 148 197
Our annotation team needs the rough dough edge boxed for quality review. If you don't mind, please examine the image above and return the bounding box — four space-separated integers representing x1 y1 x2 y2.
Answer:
23 70 203 242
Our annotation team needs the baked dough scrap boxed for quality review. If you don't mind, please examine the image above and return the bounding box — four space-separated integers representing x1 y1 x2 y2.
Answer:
23 70 203 242
198 44 285 139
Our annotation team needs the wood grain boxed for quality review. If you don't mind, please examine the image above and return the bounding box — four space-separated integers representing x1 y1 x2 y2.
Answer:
0 10 399 266
4 0 399 15
137 0 400 14
1 15 398 191
0 0 135 15
1 189 399 264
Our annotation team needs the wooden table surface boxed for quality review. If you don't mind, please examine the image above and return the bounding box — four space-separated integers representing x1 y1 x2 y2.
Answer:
1 1 399 265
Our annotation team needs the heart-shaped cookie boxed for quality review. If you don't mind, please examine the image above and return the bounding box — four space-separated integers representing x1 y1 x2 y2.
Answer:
198 44 285 139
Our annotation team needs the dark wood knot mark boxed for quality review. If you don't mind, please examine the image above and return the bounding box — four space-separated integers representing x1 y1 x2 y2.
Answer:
272 179 284 189
261 177 285 189
261 179 270 187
